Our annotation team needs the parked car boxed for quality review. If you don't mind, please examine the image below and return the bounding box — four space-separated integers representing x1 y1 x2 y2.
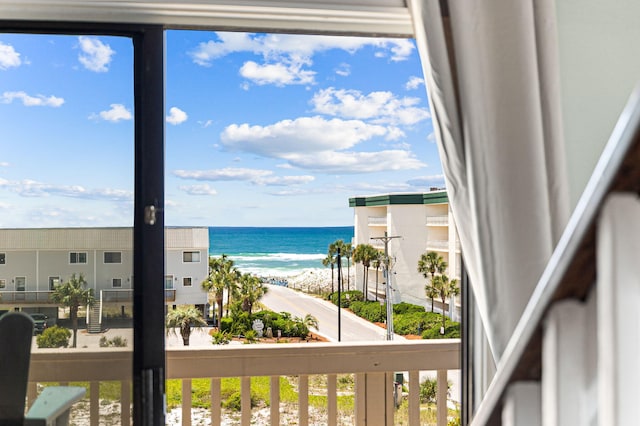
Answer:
30 313 48 334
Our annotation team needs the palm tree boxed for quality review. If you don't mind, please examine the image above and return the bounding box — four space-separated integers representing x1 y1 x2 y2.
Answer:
328 239 347 292
432 274 460 332
322 253 336 293
353 244 380 301
201 254 241 320
303 313 319 330
372 256 382 302
51 273 94 348
417 251 448 312
238 273 268 314
343 242 353 290
165 305 207 346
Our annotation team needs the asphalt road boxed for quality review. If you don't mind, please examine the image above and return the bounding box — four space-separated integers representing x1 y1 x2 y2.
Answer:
260 284 402 342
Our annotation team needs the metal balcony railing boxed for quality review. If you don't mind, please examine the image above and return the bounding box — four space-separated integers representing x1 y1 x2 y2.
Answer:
0 291 54 304
426 215 449 226
367 216 387 226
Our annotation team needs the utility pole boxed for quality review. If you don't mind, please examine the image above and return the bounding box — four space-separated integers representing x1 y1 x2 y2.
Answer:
371 232 401 340
336 247 342 342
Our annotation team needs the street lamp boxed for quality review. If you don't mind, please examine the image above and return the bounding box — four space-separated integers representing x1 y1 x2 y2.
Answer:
336 247 342 342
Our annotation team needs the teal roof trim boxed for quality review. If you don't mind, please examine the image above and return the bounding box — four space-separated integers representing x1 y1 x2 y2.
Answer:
349 192 448 207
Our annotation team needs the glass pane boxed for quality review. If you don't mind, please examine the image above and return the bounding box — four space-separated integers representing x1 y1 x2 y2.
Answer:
164 29 459 425
0 33 134 424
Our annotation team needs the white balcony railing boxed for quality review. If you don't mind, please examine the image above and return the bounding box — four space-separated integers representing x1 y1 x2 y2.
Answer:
426 215 449 226
27 340 459 426
426 240 449 251
367 216 387 226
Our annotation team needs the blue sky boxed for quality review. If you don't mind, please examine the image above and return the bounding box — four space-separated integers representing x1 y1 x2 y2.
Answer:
0 31 441 228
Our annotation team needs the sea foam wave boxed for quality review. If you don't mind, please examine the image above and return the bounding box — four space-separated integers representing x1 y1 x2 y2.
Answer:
214 253 326 262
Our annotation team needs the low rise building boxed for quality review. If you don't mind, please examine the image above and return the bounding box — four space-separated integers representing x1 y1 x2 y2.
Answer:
349 191 461 314
0 227 209 329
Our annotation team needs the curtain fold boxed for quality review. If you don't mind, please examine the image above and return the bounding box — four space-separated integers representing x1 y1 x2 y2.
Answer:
408 0 570 359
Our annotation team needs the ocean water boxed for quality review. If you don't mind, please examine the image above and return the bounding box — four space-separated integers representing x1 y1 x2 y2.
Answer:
209 226 354 277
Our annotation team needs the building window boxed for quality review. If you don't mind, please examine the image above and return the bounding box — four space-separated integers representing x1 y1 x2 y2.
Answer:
0 279 5 289
183 277 192 287
49 276 61 290
182 251 200 263
104 252 122 264
165 275 174 289
0 253 5 264
70 252 87 264
15 277 25 291
112 278 122 288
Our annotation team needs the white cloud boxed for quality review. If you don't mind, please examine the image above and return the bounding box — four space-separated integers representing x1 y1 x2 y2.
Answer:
335 63 351 77
189 33 414 87
405 76 425 90
0 162 10 167
0 42 21 70
78 36 115 72
166 107 188 125
311 87 430 125
199 119 214 128
239 61 315 86
173 167 314 187
91 104 132 122
178 184 217 196
284 150 425 173
221 116 388 157
0 91 64 107
0 177 133 201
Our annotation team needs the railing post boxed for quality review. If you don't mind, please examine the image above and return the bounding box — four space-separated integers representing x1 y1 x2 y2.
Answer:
298 375 309 426
409 370 420 426
270 376 280 425
90 381 99 426
241 376 251 426
182 378 192 426
355 373 365 425
437 370 448 426
121 380 131 425
327 374 337 426
210 378 221 426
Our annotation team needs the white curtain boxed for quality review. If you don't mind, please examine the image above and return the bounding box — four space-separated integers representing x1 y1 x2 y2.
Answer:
408 0 570 359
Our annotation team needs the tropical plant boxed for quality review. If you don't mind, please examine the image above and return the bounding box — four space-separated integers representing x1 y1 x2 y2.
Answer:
211 330 231 345
322 253 337 293
353 244 380 301
302 313 319 331
165 305 207 346
50 273 94 348
372 256 382 302
329 239 354 291
36 325 71 348
417 251 448 312
432 274 460 332
238 272 268 314
201 254 241 319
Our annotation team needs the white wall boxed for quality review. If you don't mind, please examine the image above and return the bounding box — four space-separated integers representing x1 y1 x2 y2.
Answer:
556 0 640 208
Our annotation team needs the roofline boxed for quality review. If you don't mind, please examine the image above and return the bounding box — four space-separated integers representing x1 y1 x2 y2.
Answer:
349 191 448 207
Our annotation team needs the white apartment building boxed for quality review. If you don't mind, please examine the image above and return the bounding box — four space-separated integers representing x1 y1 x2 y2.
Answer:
349 191 461 312
0 227 209 326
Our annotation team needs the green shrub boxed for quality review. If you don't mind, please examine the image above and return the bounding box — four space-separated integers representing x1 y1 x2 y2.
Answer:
350 301 386 323
393 311 438 335
393 302 425 315
419 377 451 403
99 335 128 347
219 317 233 333
243 330 258 344
223 390 258 411
211 330 231 345
329 290 363 308
37 325 71 348
252 310 310 339
422 322 460 339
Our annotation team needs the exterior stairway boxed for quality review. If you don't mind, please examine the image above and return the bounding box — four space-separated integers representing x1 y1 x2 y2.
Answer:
87 303 102 333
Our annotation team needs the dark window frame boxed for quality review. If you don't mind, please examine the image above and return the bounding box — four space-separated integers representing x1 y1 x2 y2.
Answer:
69 252 88 264
0 21 166 424
104 251 123 264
